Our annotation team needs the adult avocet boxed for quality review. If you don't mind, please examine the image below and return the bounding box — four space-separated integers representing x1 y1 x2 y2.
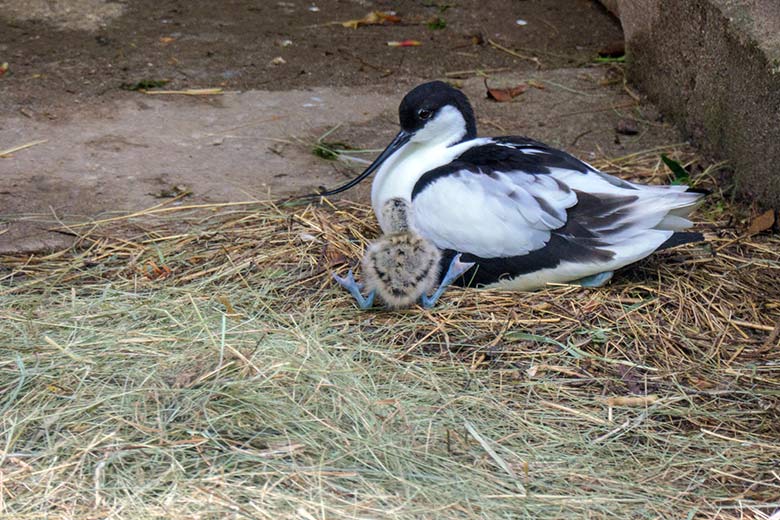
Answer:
321 81 704 308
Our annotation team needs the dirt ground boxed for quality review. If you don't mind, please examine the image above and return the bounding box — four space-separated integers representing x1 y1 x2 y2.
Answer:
1 0 622 105
1 0 684 254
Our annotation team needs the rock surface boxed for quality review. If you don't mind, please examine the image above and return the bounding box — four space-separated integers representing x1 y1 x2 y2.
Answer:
602 0 780 208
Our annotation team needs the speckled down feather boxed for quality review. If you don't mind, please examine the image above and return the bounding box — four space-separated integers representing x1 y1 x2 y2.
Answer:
361 198 441 308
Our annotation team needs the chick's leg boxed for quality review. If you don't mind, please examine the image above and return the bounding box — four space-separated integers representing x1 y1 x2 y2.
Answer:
420 254 475 308
333 270 376 309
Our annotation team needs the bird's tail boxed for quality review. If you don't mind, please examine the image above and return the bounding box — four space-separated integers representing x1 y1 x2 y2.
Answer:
657 231 705 250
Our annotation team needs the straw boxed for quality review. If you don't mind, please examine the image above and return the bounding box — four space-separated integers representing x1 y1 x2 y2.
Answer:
1 146 778 518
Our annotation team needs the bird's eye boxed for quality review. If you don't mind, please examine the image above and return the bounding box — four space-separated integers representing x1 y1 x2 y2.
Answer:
417 108 433 120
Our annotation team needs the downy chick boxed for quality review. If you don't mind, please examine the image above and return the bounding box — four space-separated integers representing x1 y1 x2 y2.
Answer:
334 198 472 309
361 198 442 308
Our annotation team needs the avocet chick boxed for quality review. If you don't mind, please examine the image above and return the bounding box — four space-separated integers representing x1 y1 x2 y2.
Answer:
362 226 441 309
334 198 474 309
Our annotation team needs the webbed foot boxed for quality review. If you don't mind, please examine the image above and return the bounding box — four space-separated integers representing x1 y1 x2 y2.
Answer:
333 270 376 309
420 253 476 308
574 271 614 288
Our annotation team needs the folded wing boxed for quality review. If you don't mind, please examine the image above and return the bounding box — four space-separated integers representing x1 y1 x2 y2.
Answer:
410 138 703 272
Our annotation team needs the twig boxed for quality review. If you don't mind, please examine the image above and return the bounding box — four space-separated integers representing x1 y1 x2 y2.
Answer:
43 336 94 364
142 88 223 96
444 67 513 78
0 139 48 157
465 420 527 496
487 39 542 68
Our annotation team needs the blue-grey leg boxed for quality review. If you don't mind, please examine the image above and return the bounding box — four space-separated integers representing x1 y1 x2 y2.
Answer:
420 253 476 308
574 271 614 288
333 270 376 309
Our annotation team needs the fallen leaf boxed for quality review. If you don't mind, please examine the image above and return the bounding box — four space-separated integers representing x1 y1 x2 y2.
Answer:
468 33 485 45
598 40 625 57
217 295 236 315
746 209 776 235
581 298 600 313
0 62 8 76
143 260 173 281
324 246 346 268
660 154 689 185
427 16 446 30
485 80 528 102
526 79 545 89
341 11 400 29
159 36 176 44
387 40 422 47
615 118 639 135
313 140 350 160
315 244 346 273
152 184 191 199
120 79 170 91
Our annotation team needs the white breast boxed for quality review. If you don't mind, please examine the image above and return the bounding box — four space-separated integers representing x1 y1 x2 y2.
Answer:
371 138 489 233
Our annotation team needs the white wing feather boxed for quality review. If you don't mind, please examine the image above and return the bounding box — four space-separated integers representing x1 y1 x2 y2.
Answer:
412 168 577 257
412 166 701 259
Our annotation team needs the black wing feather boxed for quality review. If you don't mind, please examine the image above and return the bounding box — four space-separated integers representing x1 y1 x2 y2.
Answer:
412 137 590 199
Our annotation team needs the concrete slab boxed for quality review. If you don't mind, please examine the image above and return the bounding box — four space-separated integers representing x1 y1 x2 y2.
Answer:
0 87 391 252
2 88 392 212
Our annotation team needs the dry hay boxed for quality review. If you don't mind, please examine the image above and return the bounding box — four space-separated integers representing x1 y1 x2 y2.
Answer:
1 148 779 519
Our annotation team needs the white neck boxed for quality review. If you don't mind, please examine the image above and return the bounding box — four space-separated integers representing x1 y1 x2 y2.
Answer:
370 137 489 233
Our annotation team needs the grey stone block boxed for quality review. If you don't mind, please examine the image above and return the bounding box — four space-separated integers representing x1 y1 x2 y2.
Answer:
603 0 780 207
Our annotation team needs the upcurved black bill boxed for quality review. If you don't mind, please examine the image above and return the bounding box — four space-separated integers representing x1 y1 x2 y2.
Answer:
313 130 411 197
